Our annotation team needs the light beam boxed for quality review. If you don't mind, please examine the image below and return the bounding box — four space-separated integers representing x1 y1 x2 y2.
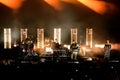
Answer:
0 0 24 10
44 0 62 10
77 0 118 15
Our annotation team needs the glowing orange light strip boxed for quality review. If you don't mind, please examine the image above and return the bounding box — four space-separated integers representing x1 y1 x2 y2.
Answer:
77 0 107 14
0 0 23 10
77 0 117 15
44 0 62 10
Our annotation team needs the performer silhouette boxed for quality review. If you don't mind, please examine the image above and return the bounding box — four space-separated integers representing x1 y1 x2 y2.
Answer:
104 40 111 61
70 40 79 60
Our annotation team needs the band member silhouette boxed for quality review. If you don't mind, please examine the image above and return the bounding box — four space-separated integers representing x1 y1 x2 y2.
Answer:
104 40 111 60
70 40 79 60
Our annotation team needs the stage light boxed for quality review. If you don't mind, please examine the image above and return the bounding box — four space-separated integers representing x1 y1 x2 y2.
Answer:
37 28 44 49
44 0 62 10
4 28 11 49
86 57 92 61
71 28 78 44
95 44 104 48
54 28 61 44
77 0 117 15
61 0 78 4
86 28 93 48
0 0 24 10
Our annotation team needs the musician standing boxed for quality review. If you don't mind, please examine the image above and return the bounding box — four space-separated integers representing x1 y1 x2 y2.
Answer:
104 40 111 61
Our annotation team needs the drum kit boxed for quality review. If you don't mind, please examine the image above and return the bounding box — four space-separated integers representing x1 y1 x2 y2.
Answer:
20 36 38 59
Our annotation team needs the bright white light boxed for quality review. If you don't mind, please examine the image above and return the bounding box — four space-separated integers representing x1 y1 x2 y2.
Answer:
37 28 44 49
95 44 104 48
86 57 92 61
13 40 18 47
54 28 61 44
13 44 17 47
4 28 11 49
64 44 70 49
46 47 53 53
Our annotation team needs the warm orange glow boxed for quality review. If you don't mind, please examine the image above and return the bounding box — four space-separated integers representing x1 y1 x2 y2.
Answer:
44 0 62 10
94 43 120 51
111 44 120 51
62 0 78 4
0 0 23 10
77 0 117 15
92 47 104 56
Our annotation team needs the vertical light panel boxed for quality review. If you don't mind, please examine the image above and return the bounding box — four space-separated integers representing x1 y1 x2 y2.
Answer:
20 28 27 42
86 28 89 46
4 28 11 49
37 28 44 48
89 28 93 48
86 28 93 48
54 28 61 44
71 28 77 44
